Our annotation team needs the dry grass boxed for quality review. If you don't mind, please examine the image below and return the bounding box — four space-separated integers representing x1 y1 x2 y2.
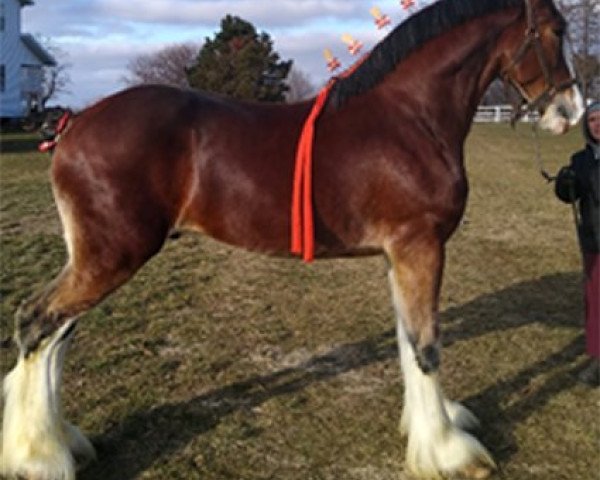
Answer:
1 125 598 479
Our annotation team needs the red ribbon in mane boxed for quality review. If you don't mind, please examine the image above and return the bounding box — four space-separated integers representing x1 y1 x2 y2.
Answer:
38 111 71 153
291 56 367 262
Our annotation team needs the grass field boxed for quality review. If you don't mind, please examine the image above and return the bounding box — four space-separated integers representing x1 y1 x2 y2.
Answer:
1 125 598 479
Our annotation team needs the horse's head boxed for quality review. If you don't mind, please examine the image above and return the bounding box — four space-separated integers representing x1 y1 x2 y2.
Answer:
499 0 584 133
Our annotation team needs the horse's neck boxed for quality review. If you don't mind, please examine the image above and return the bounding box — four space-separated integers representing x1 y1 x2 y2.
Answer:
375 11 518 145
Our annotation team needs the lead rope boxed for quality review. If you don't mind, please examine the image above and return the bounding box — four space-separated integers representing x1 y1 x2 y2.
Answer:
531 119 582 251
531 104 585 268
532 122 554 182
528 11 586 260
569 180 584 263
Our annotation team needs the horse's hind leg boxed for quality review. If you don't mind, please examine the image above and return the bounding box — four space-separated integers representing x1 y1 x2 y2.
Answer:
385 234 495 479
15 259 137 356
1 321 94 480
15 163 170 353
1 181 169 479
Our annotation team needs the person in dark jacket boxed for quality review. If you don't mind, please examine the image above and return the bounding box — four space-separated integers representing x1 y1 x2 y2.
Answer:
555 100 600 386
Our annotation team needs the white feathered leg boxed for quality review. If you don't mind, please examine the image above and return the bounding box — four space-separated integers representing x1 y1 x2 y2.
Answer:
401 380 480 436
396 319 494 479
388 263 495 479
0 320 95 480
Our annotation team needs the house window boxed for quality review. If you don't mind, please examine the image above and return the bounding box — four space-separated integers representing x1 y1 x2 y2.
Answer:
0 65 5 93
21 64 42 95
0 3 4 32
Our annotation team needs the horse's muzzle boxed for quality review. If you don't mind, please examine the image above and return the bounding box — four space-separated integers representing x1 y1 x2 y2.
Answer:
539 88 584 134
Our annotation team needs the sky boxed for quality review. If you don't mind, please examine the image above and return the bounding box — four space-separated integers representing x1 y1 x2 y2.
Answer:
22 0 404 108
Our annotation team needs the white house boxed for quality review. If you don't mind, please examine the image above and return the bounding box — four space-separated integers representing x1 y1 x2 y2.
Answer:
0 0 56 119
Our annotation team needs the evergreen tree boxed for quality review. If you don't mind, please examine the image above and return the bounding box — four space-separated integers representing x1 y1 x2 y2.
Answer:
188 15 292 102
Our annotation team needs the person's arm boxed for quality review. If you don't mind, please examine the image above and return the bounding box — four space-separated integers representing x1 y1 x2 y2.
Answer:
554 157 580 203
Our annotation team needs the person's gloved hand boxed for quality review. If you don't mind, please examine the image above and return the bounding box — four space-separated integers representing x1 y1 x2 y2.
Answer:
557 166 578 201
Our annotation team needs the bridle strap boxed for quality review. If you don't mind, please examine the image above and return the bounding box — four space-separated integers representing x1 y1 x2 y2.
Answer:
525 0 554 87
531 122 555 182
501 0 577 124
502 0 537 77
510 77 577 125
501 1 580 188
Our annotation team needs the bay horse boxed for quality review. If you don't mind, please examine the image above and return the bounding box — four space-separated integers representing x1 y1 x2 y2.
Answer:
1 0 583 479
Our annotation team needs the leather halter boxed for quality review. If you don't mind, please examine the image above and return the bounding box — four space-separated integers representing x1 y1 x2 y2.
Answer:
501 0 576 124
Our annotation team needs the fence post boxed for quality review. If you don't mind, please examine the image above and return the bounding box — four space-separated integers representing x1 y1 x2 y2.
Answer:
494 106 501 123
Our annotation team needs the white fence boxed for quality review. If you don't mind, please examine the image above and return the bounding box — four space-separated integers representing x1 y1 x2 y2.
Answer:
474 104 539 123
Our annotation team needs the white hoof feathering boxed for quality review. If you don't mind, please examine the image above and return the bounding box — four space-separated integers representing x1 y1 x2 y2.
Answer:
400 364 495 479
0 321 94 480
400 398 480 436
405 420 495 479
443 399 481 432
389 266 494 478
397 334 494 478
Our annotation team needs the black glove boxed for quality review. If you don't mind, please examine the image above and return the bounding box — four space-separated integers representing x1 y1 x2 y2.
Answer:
555 166 578 202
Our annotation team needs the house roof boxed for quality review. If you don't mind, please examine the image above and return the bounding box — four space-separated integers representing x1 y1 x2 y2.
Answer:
21 34 57 66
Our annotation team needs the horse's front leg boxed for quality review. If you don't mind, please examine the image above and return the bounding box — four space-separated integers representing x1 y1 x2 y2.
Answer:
385 235 495 479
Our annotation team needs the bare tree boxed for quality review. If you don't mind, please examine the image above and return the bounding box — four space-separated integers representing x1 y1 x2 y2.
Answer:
124 43 198 88
481 80 509 105
285 67 316 102
39 38 71 109
557 0 600 99
20 38 71 131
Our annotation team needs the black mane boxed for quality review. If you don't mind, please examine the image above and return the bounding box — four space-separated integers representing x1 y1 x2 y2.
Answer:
331 0 524 107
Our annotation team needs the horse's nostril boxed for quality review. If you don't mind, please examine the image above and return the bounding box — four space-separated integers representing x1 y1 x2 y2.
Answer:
557 104 569 119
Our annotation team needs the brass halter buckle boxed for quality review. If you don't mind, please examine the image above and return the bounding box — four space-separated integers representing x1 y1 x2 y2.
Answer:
501 0 577 125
